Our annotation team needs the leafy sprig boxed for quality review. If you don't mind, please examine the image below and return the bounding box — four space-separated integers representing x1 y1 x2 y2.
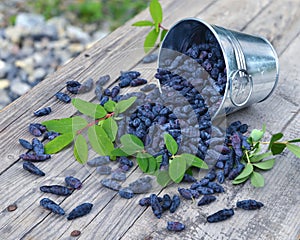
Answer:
132 0 168 53
42 97 136 164
233 125 300 187
112 133 208 187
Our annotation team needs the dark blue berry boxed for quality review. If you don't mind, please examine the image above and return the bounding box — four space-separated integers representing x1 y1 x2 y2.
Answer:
67 203 93 220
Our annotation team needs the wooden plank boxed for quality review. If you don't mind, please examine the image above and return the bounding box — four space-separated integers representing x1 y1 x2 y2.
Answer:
0 0 217 239
0 0 299 239
122 0 300 239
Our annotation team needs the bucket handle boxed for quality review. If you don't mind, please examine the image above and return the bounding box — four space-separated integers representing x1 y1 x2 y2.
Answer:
229 69 253 107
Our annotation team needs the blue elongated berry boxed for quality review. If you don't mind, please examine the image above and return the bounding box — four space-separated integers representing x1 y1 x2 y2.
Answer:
169 195 180 213
130 78 147 87
40 198 65 215
167 221 185 231
178 188 193 200
19 139 33 150
40 185 72 196
34 107 51 117
161 194 172 210
20 153 51 161
67 203 93 220
150 194 163 219
119 188 134 199
197 195 217 206
65 176 82 189
236 199 264 210
207 208 234 223
55 92 71 103
32 138 44 156
101 178 121 191
23 162 45 176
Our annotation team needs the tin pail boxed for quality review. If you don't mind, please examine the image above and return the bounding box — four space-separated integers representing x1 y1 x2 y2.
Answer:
157 18 279 119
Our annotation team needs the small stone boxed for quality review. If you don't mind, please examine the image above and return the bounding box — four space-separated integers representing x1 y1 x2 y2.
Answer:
7 204 17 212
10 81 31 96
0 60 7 78
0 79 9 89
16 13 45 29
69 43 85 54
66 25 90 43
70 230 81 237
33 68 47 82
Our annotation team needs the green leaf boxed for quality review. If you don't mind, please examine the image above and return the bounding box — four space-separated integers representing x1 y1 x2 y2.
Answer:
160 29 168 42
132 20 154 27
287 138 300 143
149 0 163 31
119 134 144 155
181 153 208 169
156 170 171 187
114 97 137 115
42 116 88 133
74 134 88 164
250 171 265 187
164 133 178 155
268 132 283 150
156 155 162 165
286 143 300 158
102 118 118 142
103 100 116 113
110 148 129 157
148 155 157 173
44 132 74 154
169 156 186 183
253 159 275 170
136 152 154 173
250 151 272 163
144 28 159 53
234 163 253 180
250 129 264 142
88 125 114 156
72 98 107 119
232 176 250 185
271 143 286 155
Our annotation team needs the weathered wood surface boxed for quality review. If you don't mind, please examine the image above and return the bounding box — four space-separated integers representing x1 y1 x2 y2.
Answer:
0 0 299 239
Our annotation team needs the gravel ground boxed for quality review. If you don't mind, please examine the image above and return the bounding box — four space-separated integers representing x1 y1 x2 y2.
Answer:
0 0 109 109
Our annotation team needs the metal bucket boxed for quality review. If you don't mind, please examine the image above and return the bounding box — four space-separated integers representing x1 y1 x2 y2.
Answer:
157 18 279 119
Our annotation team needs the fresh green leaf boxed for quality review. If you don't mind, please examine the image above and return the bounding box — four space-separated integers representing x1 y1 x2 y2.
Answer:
185 168 193 176
250 171 265 187
169 156 186 183
119 134 144 155
102 117 118 142
156 155 162 165
88 125 114 156
114 97 137 115
110 148 129 157
287 138 300 143
74 134 88 164
44 132 74 154
250 129 264 142
132 20 154 27
148 155 157 173
253 159 275 170
42 116 88 133
234 163 253 180
232 176 249 185
268 132 283 150
250 151 272 163
144 28 159 53
160 29 168 42
72 98 107 119
149 0 162 31
136 152 152 173
286 143 300 157
181 153 208 169
271 143 286 155
164 133 178 155
156 170 171 187
103 100 116 113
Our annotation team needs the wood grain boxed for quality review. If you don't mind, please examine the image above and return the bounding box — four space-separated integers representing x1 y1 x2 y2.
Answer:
0 0 299 239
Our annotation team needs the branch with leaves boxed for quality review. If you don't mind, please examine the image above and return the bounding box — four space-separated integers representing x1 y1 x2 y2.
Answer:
42 97 137 164
132 0 168 53
233 125 300 187
111 133 208 187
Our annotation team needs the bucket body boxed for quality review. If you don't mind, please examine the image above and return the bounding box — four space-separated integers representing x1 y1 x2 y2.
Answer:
158 18 279 119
